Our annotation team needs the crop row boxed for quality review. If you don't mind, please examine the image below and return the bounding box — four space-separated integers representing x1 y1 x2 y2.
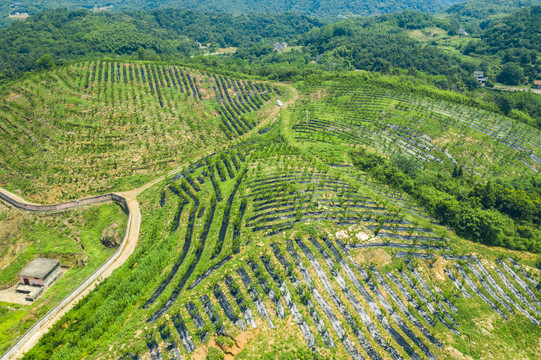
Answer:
138 231 540 360
293 86 540 177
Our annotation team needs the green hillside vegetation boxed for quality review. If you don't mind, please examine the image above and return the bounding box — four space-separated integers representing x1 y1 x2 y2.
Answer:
462 6 541 85
298 14 468 76
290 72 541 251
194 9 541 127
1 0 465 28
0 60 283 202
12 66 540 360
444 0 541 32
0 202 127 355
1 8 540 130
0 8 321 81
1 4 541 360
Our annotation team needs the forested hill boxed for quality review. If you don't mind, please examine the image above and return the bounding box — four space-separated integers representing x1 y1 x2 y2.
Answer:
2 0 464 27
478 5 541 55
0 8 470 83
444 0 541 32
0 8 321 79
297 13 471 80
462 6 541 84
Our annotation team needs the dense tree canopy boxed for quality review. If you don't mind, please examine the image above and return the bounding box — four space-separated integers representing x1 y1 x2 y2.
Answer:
497 63 525 85
444 0 540 32
461 5 541 84
1 0 465 28
0 8 321 80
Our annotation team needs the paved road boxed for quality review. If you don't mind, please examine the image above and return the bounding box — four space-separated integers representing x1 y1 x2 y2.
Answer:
0 82 298 360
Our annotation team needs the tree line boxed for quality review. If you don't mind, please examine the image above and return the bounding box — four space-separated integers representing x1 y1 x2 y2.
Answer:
0 8 321 81
350 148 541 253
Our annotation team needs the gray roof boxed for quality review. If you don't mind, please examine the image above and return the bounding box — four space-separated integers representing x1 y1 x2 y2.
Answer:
18 258 60 279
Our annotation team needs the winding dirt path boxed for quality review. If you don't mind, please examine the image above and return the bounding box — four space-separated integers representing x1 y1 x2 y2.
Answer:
0 83 299 360
0 188 140 360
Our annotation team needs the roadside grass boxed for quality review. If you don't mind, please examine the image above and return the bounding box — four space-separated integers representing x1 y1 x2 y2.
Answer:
0 202 126 354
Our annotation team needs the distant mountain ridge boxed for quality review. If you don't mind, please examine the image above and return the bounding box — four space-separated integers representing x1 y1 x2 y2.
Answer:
2 0 464 27
444 0 541 30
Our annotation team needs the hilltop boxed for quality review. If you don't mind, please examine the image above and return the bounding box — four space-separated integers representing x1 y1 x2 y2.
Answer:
1 0 465 28
0 61 285 202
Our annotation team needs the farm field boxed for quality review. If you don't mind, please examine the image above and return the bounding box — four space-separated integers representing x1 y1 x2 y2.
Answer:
290 75 541 179
0 61 283 203
5 67 539 360
0 201 127 355
0 1 540 359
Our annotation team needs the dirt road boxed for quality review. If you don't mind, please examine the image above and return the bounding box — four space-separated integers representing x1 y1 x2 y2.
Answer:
0 83 299 360
0 189 140 360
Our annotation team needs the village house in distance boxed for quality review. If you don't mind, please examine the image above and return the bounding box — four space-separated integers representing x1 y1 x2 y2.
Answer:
17 258 61 301
473 71 488 85
273 42 288 52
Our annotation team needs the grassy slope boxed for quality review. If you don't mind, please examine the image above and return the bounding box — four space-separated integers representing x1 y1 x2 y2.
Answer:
0 202 127 355
0 61 280 203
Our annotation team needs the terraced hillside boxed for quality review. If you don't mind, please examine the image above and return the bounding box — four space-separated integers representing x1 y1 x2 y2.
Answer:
0 61 283 203
17 87 541 360
291 80 541 178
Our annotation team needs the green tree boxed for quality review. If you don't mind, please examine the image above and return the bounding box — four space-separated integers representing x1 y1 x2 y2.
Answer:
35 54 55 69
497 63 524 85
206 346 225 360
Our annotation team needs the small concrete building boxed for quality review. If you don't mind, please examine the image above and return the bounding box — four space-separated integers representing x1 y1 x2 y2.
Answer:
18 258 61 287
534 80 541 89
458 28 469 36
273 42 288 52
473 71 488 85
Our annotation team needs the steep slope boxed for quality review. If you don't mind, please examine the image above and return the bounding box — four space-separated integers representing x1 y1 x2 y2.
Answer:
0 61 282 202
15 69 541 360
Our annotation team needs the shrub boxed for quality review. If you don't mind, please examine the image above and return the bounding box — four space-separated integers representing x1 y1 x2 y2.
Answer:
206 346 224 360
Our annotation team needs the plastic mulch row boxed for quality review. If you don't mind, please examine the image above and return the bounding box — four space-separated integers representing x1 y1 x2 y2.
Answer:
158 324 182 360
398 269 459 333
313 238 420 360
236 267 275 328
172 313 195 354
246 260 286 320
259 256 316 348
224 276 258 329
186 301 208 342
213 284 246 331
271 243 336 349
145 339 163 360
371 268 442 348
454 264 507 320
200 294 226 336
